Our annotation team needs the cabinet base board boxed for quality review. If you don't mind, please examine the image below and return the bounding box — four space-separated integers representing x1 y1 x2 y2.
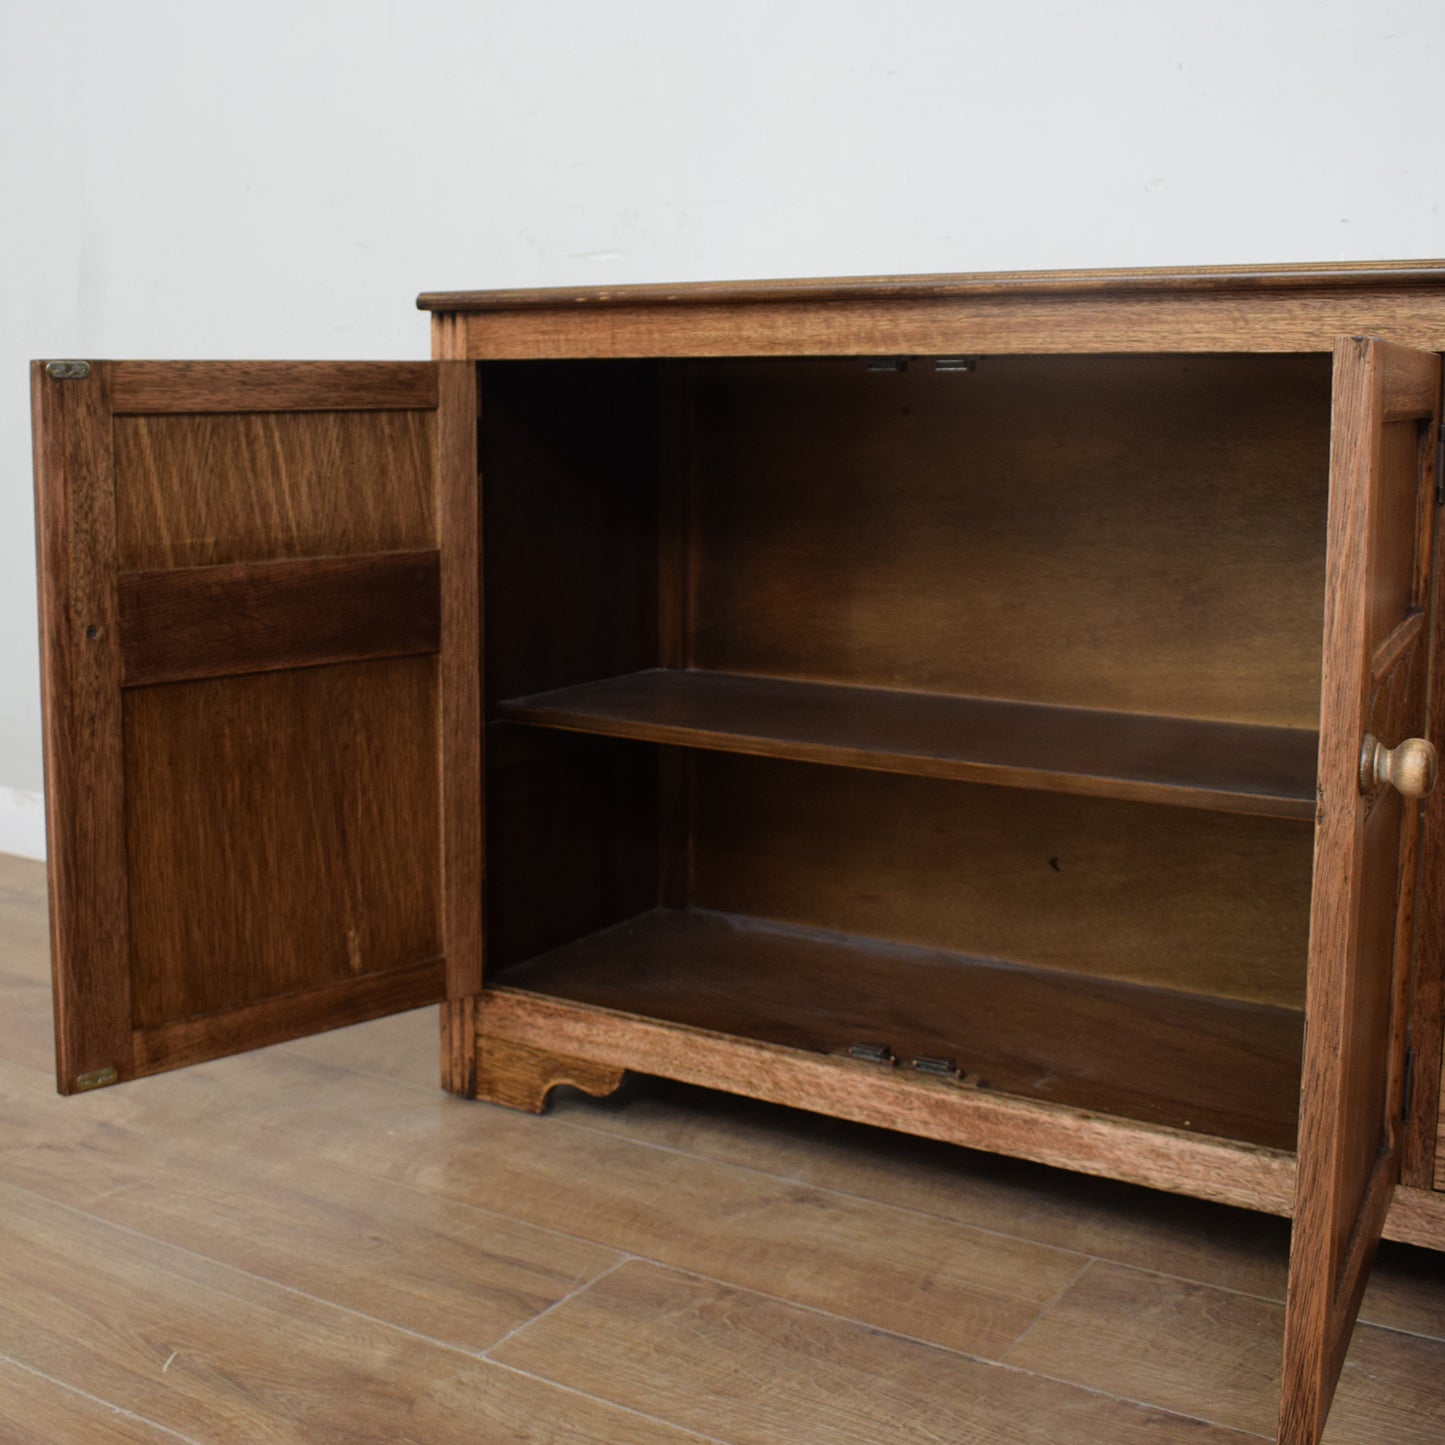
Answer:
1383 1186 1445 1250
472 988 1445 1248
475 1033 627 1113
473 987 1298 1216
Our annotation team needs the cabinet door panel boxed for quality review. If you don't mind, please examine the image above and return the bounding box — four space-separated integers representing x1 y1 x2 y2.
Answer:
32 361 480 1093
1280 337 1440 1443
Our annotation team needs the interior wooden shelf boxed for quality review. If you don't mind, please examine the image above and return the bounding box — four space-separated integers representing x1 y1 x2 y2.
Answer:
497 668 1319 818
491 906 1305 1151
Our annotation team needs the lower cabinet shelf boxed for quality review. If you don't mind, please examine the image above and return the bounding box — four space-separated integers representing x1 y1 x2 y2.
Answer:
490 906 1305 1152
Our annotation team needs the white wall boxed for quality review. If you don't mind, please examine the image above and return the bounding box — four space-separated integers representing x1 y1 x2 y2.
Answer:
2 0 1443 855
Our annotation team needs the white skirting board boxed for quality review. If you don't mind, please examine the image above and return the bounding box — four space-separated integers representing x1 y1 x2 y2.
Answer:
0 788 46 861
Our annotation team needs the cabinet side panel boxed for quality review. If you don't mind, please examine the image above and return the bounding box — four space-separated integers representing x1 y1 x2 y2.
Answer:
484 728 659 973
480 361 660 707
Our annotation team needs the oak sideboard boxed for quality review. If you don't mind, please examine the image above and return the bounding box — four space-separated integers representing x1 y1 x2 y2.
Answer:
32 261 1445 1443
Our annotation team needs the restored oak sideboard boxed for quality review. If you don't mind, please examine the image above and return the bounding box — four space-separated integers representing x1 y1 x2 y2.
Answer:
32 261 1445 1443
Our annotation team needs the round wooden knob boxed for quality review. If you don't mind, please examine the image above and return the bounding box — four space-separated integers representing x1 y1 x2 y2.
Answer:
1359 734 1438 798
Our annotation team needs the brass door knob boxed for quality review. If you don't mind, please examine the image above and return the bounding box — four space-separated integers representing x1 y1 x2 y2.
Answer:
1359 734 1438 798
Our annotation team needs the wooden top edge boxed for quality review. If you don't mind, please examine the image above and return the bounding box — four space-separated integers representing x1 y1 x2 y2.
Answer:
416 259 1445 312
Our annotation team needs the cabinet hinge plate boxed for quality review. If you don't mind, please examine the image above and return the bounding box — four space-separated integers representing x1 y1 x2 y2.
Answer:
910 1055 960 1078
75 1065 119 1091
45 360 91 380
845 1041 896 1065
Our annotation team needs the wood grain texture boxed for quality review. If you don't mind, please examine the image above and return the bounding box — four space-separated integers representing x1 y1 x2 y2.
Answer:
430 312 470 361
689 753 1314 1008
686 356 1330 727
1010 1259 1445 1443
31 362 133 1094
494 906 1304 1148
491 1260 1259 1444
123 659 442 1031
0 1054 623 1359
0 1359 180 1445
419 258 1445 310
33 360 491 1086
0 1178 687 1444
1281 337 1440 1445
131 957 445 1075
111 360 437 413
1409 417 1445 1190
475 1036 626 1112
117 549 441 686
449 286 1445 358
171 1055 1096 1364
1382 1185 1445 1249
4 850 1441 1442
477 988 1298 1216
441 997 478 1097
502 667 1320 818
113 409 435 569
436 362 484 1092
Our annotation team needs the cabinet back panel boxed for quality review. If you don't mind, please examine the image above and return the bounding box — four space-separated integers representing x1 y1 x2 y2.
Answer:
480 361 661 708
113 411 436 570
122 658 442 1030
689 754 1314 1008
687 355 1331 727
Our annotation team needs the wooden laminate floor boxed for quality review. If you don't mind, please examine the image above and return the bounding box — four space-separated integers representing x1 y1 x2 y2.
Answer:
2 852 1444 1442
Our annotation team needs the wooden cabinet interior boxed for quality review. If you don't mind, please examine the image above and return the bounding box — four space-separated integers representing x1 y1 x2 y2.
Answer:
479 353 1327 1150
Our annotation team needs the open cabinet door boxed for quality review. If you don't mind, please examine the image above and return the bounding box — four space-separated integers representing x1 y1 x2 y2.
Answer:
1280 337 1441 1443
32 361 480 1094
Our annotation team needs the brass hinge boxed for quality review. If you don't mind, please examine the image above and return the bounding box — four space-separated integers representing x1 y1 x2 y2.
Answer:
45 360 91 380
75 1065 119 1091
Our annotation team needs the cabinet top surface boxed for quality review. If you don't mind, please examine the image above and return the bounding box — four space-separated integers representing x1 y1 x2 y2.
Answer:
417 259 1445 312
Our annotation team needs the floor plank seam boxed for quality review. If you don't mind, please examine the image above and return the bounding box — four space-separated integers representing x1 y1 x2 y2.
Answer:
516 1258 1276 1443
0 1174 587 1366
535 1110 1445 1348
1089 1254 1445 1345
980 1354 1278 1441
632 1258 1036 1369
230 1138 666 1266
320 1076 1445 1352
480 1254 635 1360
0 1073 656 1284
0 1352 202 1444
484 1357 737 1445
994 1253 1098 1363
542 1107 1123 1252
